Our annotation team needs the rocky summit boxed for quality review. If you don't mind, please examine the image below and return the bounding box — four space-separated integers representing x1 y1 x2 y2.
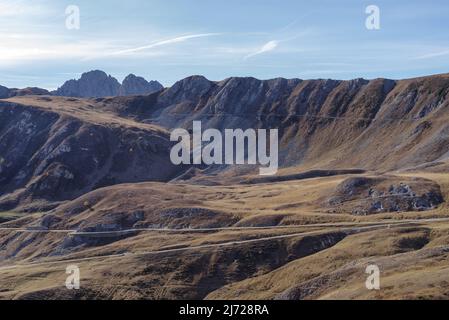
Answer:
119 74 163 96
53 70 163 98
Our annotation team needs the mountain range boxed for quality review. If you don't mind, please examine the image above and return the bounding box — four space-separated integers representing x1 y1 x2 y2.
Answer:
0 70 163 99
53 70 163 97
1 71 449 300
1 72 449 211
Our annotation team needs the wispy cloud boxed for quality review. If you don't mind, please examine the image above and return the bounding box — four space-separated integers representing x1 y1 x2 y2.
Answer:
108 33 222 56
242 28 311 60
244 40 279 59
0 31 224 65
413 49 449 60
0 0 50 17
0 37 119 66
277 14 311 33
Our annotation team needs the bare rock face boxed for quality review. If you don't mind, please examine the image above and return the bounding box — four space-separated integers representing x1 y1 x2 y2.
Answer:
54 70 121 98
53 70 163 98
119 74 163 96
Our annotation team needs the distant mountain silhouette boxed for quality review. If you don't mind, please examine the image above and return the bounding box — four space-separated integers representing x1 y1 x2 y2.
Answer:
53 70 163 98
120 74 163 96
0 85 50 98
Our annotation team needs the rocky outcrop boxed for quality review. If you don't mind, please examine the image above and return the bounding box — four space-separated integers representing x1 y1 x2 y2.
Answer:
1 71 162 99
53 70 163 98
326 176 444 215
53 70 121 98
119 74 163 96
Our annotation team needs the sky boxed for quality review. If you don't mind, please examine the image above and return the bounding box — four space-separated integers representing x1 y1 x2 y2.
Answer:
0 0 449 90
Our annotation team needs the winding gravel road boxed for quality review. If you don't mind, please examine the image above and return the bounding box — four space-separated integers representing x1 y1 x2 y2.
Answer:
1 217 447 271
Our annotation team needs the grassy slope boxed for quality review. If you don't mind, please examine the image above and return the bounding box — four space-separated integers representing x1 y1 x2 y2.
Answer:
0 172 448 299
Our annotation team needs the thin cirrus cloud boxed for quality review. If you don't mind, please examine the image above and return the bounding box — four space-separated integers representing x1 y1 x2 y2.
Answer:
413 49 449 60
0 0 50 17
0 37 119 67
0 32 223 64
244 40 279 60
242 30 310 60
107 33 223 56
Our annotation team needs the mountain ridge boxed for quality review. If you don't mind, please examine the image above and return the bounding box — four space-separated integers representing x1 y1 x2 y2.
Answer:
99 72 449 171
1 71 449 212
2 72 449 300
3 70 449 99
53 70 164 98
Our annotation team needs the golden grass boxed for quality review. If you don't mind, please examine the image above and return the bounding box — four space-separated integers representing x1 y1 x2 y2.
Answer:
1 172 449 299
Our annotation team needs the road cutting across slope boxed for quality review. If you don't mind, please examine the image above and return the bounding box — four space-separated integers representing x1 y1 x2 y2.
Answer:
0 219 436 272
1 217 449 236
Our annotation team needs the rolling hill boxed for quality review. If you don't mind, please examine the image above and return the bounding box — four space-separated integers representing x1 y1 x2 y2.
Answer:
1 72 449 300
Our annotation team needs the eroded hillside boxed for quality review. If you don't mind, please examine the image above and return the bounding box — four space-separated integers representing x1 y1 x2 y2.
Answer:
1 73 449 300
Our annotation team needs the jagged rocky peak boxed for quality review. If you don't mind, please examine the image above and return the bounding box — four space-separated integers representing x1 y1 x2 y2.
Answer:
119 74 163 96
54 70 120 98
54 70 163 98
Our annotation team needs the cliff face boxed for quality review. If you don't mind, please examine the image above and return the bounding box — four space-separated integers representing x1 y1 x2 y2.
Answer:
119 74 163 96
53 70 163 98
53 70 121 98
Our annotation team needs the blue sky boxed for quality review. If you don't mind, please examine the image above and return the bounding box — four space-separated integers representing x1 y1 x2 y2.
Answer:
0 0 449 89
